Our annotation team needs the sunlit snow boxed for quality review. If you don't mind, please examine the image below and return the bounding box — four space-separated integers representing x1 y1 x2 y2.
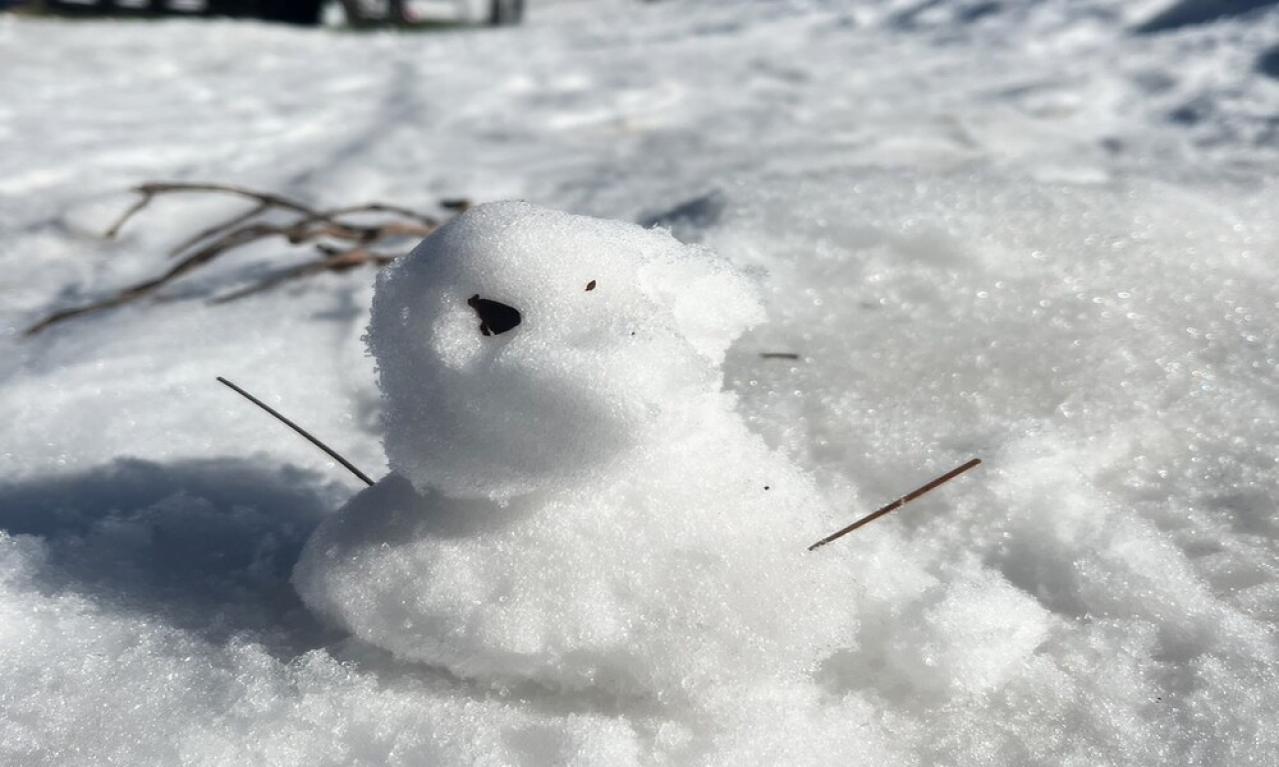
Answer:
2 1 1278 764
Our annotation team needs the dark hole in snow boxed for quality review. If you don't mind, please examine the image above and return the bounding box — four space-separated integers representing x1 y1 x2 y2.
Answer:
468 294 522 336
586 280 597 291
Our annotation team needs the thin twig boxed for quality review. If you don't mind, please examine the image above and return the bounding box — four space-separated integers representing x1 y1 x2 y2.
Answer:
216 376 374 487
104 182 314 240
136 181 318 217
107 182 441 241
167 202 270 257
103 190 155 238
322 202 440 228
26 181 456 335
25 222 285 334
807 458 982 551
212 245 397 303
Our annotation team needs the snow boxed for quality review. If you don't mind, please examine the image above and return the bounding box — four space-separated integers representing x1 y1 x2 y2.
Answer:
3 1 1279 764
296 201 854 701
366 201 764 499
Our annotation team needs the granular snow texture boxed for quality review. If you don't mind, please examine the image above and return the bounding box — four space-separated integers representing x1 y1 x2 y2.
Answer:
367 202 763 500
2 0 1279 765
295 203 853 701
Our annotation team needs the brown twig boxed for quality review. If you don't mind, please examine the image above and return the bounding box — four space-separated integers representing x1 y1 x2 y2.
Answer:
26 222 296 334
166 202 270 257
212 245 398 303
322 202 440 228
216 376 374 487
26 182 464 335
104 182 315 239
103 191 155 239
807 458 982 551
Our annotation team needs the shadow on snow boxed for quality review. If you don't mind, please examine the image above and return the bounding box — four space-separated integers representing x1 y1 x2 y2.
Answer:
0 457 350 655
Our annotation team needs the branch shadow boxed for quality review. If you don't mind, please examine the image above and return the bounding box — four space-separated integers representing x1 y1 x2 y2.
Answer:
1132 0 1279 34
0 457 352 656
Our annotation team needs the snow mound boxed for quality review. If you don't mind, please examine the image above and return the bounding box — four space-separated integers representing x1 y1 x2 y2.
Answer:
294 203 853 699
368 201 765 500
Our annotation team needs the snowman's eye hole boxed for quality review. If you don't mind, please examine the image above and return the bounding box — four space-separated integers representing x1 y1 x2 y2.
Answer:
467 294 522 337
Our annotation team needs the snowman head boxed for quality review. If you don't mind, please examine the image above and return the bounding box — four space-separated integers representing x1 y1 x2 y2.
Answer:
369 202 764 500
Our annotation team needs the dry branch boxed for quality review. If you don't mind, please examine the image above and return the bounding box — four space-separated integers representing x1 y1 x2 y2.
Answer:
27 182 464 335
807 458 982 551
211 245 398 304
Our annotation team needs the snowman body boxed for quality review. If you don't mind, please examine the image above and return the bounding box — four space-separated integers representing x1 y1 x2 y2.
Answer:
293 202 856 699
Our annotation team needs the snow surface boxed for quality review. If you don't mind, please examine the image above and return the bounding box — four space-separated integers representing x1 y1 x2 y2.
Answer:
366 202 764 500
3 1 1279 765
296 202 854 698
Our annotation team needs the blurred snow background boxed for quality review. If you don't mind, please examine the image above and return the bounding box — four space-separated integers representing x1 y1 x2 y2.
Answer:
2 0 1279 764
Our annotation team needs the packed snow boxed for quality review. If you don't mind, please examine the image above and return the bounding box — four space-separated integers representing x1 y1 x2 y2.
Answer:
3 1 1279 765
365 202 765 500
295 202 856 699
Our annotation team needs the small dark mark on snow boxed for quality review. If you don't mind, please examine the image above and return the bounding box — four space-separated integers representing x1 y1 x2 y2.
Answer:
760 352 801 360
586 280 597 291
468 294 521 336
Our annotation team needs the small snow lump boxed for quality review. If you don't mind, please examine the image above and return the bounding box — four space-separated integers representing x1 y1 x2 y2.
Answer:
294 202 856 700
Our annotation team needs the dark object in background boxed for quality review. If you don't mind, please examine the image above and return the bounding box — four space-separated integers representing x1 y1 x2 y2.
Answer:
35 0 524 26
39 0 322 24
341 0 523 27
267 0 320 23
265 0 320 24
486 0 520 25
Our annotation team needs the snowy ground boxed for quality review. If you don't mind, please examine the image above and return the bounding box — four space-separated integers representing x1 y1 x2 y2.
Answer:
3 1 1279 764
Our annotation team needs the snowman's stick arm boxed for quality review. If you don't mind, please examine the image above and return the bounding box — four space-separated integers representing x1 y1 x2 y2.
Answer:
807 458 981 551
216 376 376 487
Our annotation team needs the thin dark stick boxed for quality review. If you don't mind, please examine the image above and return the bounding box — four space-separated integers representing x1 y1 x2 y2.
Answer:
104 190 155 238
216 376 375 487
167 202 269 257
25 222 281 335
807 458 981 551
210 245 397 304
25 181 448 335
322 202 440 229
136 182 318 217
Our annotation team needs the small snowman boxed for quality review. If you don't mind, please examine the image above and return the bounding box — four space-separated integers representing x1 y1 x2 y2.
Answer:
293 202 856 701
